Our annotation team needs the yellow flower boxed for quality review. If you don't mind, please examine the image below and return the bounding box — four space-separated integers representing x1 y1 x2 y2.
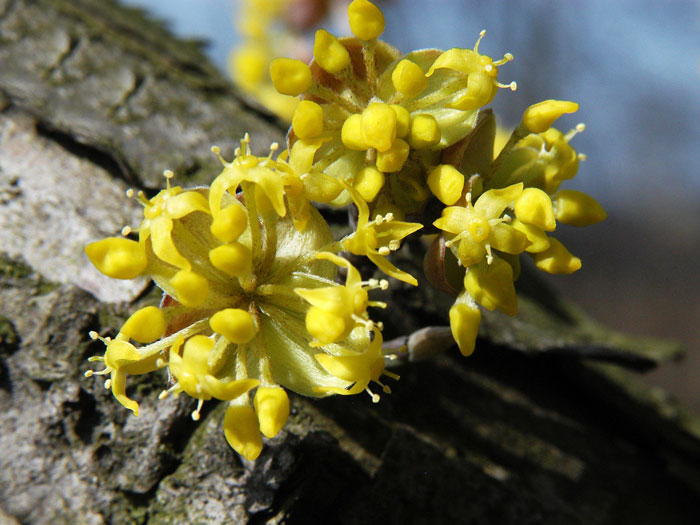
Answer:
295 252 386 345
86 136 391 460
314 328 398 402
434 183 529 267
340 181 423 285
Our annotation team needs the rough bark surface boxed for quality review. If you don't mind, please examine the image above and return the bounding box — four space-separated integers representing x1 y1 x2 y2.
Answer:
1 1 699 524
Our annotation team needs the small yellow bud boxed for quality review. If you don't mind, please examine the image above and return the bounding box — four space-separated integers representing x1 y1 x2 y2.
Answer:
391 104 410 138
120 306 165 343
391 59 427 98
514 188 556 231
210 308 257 344
224 404 262 461
170 269 209 307
209 243 252 277
553 190 607 227
427 164 465 206
376 138 409 172
305 306 348 345
532 238 581 274
449 303 481 356
85 237 147 280
269 58 312 96
210 204 247 243
354 166 385 202
523 100 579 133
408 114 441 149
341 114 367 150
292 100 324 139
510 219 550 253
313 29 351 74
361 103 397 152
254 387 290 438
464 258 517 316
348 0 385 40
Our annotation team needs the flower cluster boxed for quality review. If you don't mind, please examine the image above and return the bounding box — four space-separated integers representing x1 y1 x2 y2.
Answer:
86 0 605 460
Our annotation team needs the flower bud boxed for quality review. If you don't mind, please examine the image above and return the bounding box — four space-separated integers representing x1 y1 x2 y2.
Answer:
348 0 385 40
292 100 324 139
361 103 396 152
85 237 147 279
553 190 606 227
376 138 409 172
523 100 579 133
341 114 367 150
120 306 165 343
210 308 257 344
514 188 556 231
313 29 351 74
224 404 262 461
391 59 427 98
354 166 385 202
210 204 247 242
427 165 465 206
170 270 209 307
532 238 581 274
270 58 312 96
254 387 290 438
408 114 441 149
209 243 252 277
449 303 481 356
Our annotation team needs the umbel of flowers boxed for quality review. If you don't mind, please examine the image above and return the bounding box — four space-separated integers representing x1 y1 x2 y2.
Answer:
86 0 605 460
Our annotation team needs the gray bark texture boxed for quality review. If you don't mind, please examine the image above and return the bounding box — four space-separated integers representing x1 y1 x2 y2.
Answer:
1 1 699 523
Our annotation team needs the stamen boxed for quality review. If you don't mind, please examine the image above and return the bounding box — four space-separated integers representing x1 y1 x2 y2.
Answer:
368 300 387 309
496 80 517 91
388 240 400 251
383 370 400 381
565 123 586 142
121 226 132 236
365 387 380 403
125 188 135 198
485 244 494 264
163 170 174 191
104 379 112 389
155 358 166 368
191 399 204 421
493 53 514 66
578 153 587 161
84 370 94 377
377 246 391 256
136 190 150 207
474 29 486 53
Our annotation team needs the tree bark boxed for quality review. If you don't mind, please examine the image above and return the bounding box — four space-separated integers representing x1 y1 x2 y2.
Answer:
1 1 699 523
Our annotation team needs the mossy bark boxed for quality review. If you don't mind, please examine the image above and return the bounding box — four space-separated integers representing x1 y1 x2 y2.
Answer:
1 1 699 523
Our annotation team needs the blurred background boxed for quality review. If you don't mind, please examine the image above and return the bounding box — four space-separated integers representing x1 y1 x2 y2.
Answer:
121 0 700 411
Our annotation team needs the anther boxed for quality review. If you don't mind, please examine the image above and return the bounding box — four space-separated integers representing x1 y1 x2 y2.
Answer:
104 379 112 389
163 170 174 180
388 240 400 251
158 390 168 400
121 226 132 236
366 387 380 403
125 189 135 198
191 399 204 421
88 331 99 340
578 153 587 161
379 279 389 290
84 370 94 378
377 246 391 256
474 29 487 53
155 358 165 368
